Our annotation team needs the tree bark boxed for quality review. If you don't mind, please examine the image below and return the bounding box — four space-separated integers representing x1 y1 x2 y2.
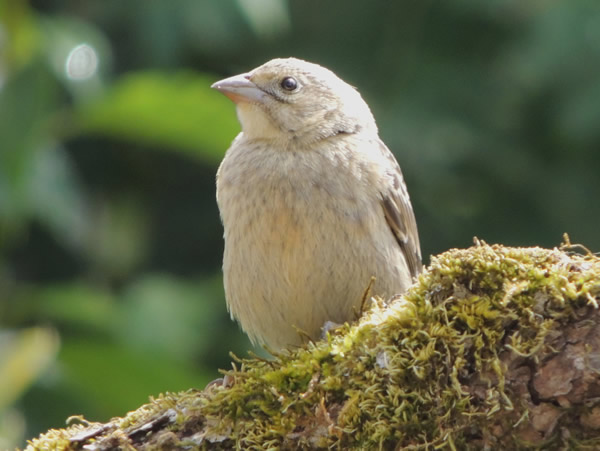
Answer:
26 242 600 450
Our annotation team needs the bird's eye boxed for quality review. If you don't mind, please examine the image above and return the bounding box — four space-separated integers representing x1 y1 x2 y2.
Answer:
280 76 298 91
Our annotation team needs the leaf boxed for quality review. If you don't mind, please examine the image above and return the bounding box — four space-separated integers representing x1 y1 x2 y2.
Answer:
31 283 117 333
27 144 92 252
117 273 225 362
0 62 58 230
0 327 60 411
77 71 240 163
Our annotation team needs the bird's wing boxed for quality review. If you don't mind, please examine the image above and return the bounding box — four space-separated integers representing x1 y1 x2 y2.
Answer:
377 140 422 278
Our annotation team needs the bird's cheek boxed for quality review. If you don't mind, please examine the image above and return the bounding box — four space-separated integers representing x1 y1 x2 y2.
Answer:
275 109 304 134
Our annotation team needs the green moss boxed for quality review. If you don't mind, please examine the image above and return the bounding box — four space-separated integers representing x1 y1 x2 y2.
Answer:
26 243 600 450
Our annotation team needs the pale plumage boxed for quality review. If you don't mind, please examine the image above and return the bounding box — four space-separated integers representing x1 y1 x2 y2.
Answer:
213 58 421 349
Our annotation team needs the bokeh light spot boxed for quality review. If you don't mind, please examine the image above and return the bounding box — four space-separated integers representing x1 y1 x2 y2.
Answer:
65 43 98 80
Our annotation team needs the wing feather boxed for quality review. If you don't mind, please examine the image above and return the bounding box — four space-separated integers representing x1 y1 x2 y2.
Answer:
377 140 422 278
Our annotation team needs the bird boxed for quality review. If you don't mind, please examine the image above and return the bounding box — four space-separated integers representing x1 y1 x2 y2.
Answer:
212 57 421 350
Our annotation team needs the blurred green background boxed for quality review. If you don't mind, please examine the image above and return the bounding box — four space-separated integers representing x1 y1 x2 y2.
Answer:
1 0 599 447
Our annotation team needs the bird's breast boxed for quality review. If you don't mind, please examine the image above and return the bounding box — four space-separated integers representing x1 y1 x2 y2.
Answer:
216 138 402 347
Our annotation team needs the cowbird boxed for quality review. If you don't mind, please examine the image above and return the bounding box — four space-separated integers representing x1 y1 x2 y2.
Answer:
212 58 421 350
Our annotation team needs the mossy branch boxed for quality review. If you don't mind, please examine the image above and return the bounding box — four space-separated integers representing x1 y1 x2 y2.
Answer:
26 243 600 450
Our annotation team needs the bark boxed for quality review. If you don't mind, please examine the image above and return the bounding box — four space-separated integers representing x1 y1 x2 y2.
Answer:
26 242 600 450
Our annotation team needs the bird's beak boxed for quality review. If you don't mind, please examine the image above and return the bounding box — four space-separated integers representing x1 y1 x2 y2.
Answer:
211 73 265 104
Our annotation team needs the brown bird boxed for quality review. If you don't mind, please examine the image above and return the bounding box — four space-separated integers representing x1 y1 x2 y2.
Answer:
212 58 421 350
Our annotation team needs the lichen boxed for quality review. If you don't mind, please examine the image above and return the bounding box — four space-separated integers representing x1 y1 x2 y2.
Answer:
26 243 600 450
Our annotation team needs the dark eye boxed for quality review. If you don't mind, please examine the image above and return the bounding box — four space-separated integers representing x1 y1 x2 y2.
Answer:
280 76 298 91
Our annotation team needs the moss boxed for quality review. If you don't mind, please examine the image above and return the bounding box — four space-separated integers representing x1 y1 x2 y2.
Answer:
26 243 600 450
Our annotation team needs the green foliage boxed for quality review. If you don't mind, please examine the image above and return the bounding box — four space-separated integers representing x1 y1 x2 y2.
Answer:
78 71 240 162
1 0 599 448
0 328 59 412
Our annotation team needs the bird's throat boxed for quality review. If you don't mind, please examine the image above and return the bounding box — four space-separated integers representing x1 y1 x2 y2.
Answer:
236 103 284 140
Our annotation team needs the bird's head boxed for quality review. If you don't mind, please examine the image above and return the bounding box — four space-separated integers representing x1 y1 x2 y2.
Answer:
211 58 377 143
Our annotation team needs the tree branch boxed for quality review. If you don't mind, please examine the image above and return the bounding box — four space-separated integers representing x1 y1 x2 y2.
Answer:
26 243 600 450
